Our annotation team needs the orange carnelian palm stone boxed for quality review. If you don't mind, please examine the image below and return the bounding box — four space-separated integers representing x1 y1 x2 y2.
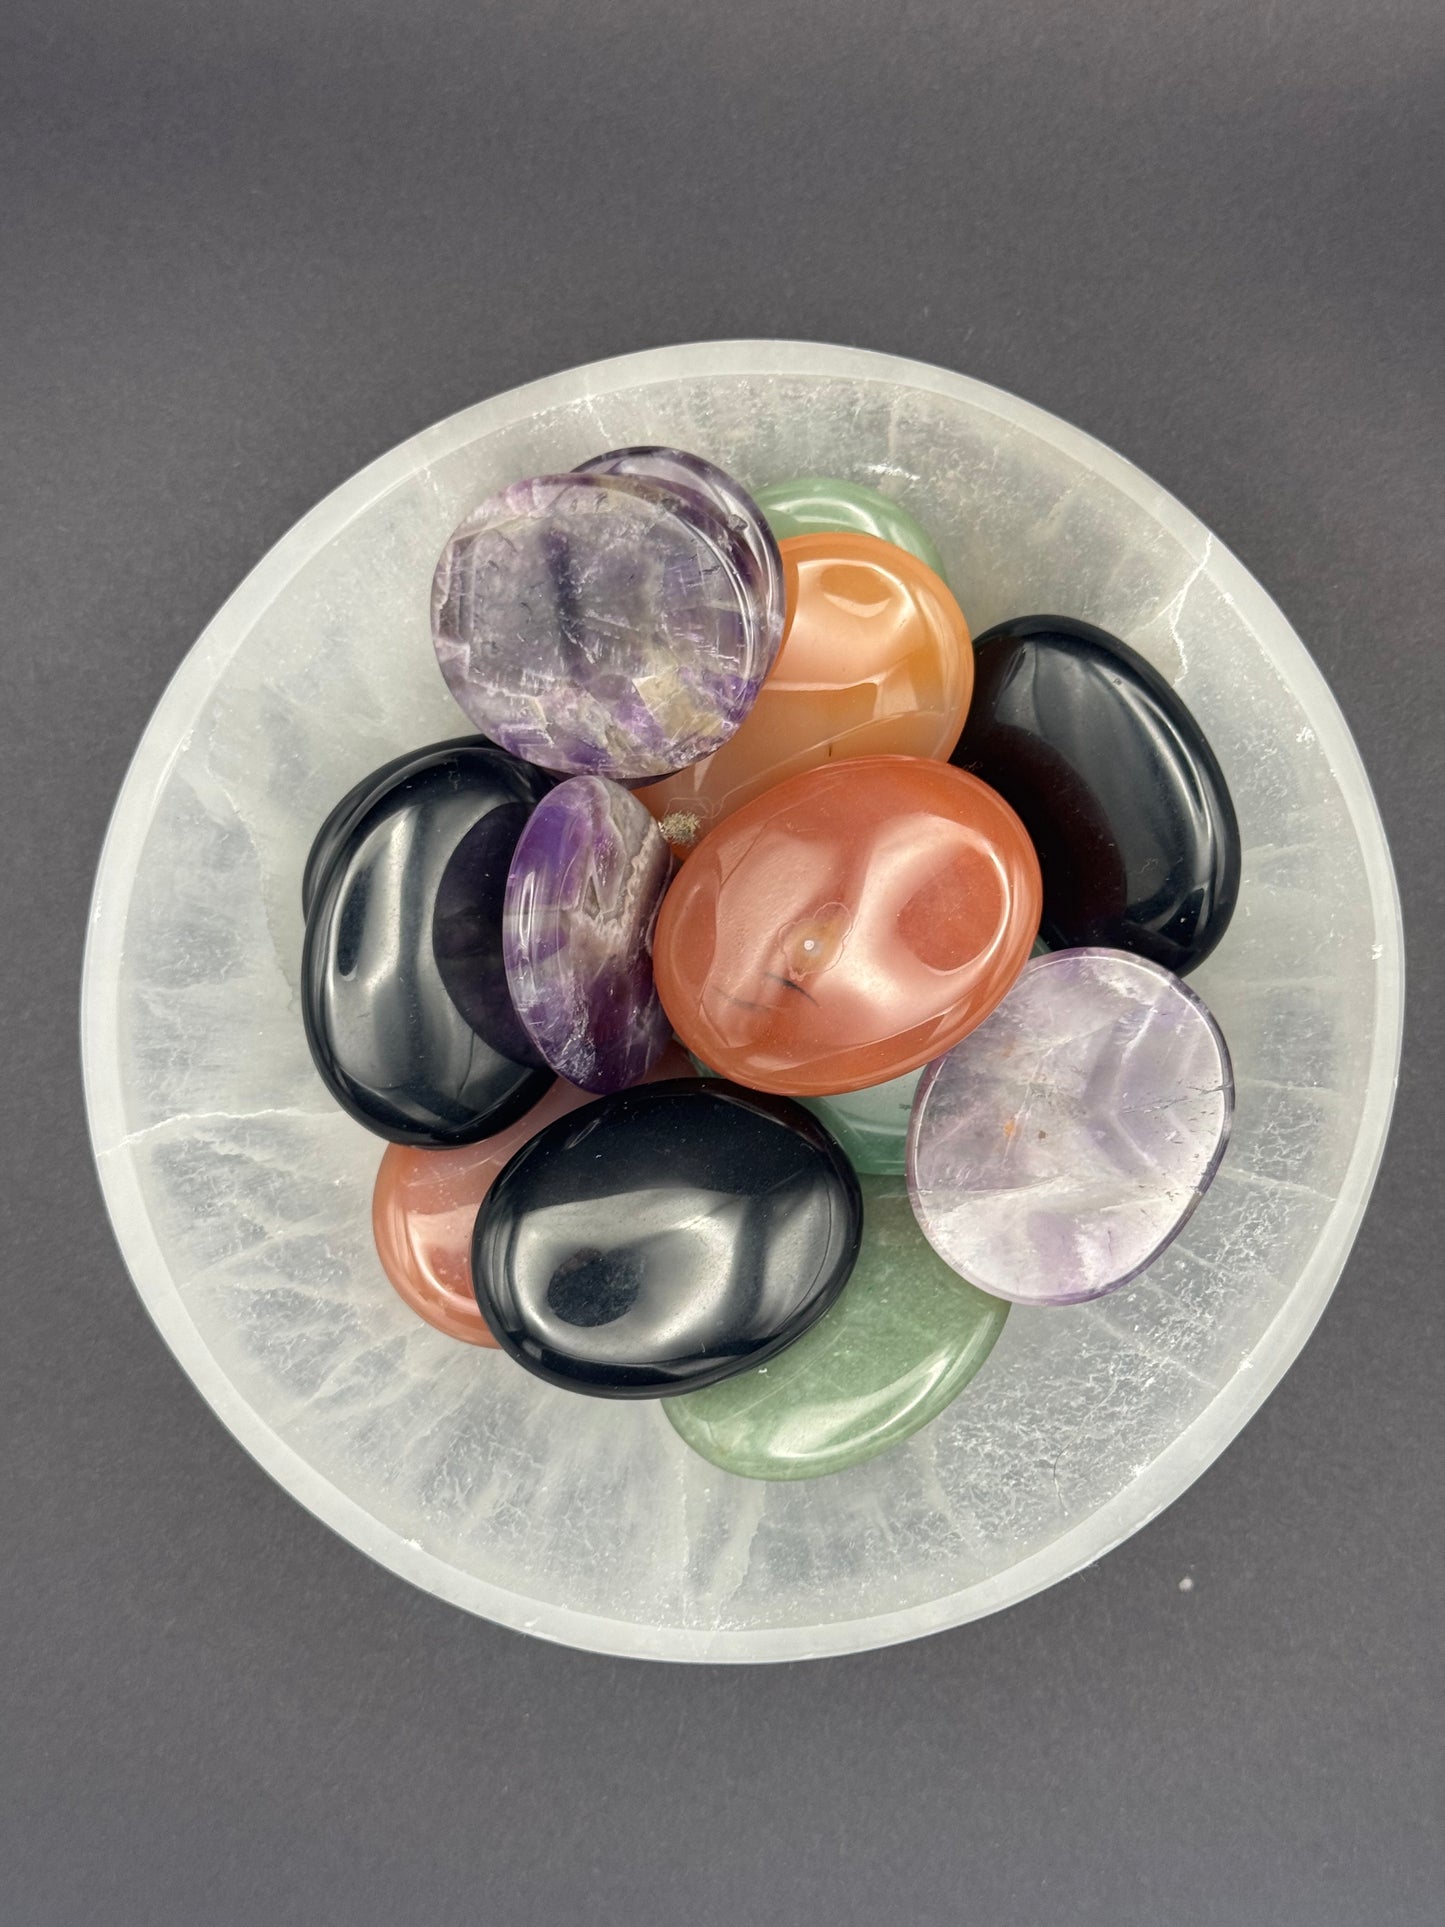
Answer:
638 532 973 856
653 757 1041 1097
372 1045 695 1344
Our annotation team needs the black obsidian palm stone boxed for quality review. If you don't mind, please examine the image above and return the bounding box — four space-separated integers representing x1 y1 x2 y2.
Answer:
301 742 554 1145
951 615 1241 973
301 734 518 919
471 1079 863 1398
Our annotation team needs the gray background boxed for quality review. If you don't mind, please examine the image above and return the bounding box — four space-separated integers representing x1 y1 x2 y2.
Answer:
3 1 1441 1921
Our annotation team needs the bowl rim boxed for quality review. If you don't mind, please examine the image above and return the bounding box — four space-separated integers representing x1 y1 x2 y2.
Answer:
80 338 1405 1663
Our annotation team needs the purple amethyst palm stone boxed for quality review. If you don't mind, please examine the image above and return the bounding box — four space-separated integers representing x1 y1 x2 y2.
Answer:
431 472 772 782
574 447 786 670
503 775 673 1093
908 948 1233 1305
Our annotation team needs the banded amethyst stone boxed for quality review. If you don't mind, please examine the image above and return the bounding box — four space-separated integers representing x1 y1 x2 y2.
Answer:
908 948 1232 1305
575 446 786 671
431 472 769 782
503 775 673 1093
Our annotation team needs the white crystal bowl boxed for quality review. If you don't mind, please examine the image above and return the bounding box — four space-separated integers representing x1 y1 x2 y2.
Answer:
82 341 1403 1662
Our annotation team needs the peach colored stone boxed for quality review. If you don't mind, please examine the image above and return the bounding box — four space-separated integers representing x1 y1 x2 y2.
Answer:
638 532 973 856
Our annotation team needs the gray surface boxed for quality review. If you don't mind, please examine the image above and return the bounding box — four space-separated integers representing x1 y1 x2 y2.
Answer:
2 0 1441 1920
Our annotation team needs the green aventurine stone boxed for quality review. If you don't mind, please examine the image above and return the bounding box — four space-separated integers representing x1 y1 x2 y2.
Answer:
802 1068 923 1175
754 477 949 581
664 1176 1008 1481
687 1054 921 1177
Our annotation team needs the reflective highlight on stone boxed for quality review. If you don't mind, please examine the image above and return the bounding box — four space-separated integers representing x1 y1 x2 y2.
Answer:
471 1080 862 1397
301 744 553 1144
575 446 785 667
951 615 1240 974
300 736 503 919
665 1175 1007 1480
431 472 767 781
909 949 1233 1305
371 1045 694 1345
754 476 947 579
653 756 1042 1097
503 776 673 1093
639 532 973 854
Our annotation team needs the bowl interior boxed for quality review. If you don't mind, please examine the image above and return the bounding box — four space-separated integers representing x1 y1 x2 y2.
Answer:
83 342 1401 1661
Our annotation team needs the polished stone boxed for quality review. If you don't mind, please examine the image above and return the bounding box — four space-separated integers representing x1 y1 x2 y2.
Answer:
951 614 1240 973
653 756 1041 1096
575 446 785 666
471 1079 862 1396
909 948 1233 1305
665 1174 1007 1479
371 1044 694 1345
300 735 500 919
685 1052 921 1174
301 743 554 1144
503 775 673 1092
639 531 973 854
803 1067 925 1176
754 476 947 579
431 471 769 781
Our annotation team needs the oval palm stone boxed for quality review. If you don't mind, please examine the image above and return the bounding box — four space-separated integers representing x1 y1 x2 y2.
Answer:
908 948 1233 1305
301 743 554 1144
951 614 1240 973
754 476 947 579
431 472 768 781
503 774 673 1093
472 1080 862 1397
665 1175 1007 1480
300 735 503 919
652 756 1040 1097
639 535 973 857
575 446 785 668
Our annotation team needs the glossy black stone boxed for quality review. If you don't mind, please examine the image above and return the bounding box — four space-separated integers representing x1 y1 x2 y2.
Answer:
301 735 502 919
471 1080 863 1398
301 743 555 1145
951 615 1241 974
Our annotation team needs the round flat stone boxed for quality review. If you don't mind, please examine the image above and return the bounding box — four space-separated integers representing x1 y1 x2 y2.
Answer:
575 446 785 666
431 472 768 781
754 476 947 579
372 1044 694 1345
909 948 1233 1305
951 614 1240 973
503 775 673 1093
639 531 973 854
471 1079 862 1397
653 755 1041 1097
301 743 554 1145
665 1174 1007 1480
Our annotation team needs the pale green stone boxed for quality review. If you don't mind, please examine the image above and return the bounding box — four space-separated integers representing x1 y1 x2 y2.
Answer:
686 1054 921 1177
754 476 948 581
801 1068 923 1175
664 1177 1008 1481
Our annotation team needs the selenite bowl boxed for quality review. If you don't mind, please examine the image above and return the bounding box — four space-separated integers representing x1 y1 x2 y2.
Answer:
82 341 1403 1662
